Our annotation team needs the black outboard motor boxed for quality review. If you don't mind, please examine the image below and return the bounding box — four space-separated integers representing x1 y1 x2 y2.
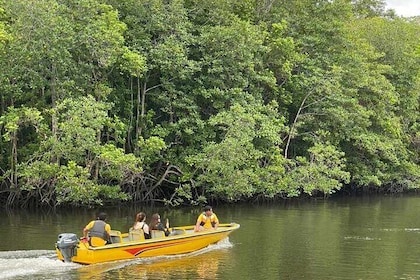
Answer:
56 233 78 262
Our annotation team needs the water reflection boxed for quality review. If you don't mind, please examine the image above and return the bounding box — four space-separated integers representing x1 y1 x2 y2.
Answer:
76 245 228 280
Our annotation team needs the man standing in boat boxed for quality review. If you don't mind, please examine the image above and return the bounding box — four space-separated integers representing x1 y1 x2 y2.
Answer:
194 205 219 232
82 212 111 246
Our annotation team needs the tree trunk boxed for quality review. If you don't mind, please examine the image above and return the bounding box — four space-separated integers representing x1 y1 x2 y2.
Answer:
50 64 59 165
284 92 311 159
11 131 17 188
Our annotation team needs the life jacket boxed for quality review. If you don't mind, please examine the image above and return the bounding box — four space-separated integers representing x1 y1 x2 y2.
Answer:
88 220 107 240
200 213 217 228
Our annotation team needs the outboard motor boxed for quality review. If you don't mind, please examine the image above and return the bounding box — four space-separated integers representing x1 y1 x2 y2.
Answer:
56 233 78 262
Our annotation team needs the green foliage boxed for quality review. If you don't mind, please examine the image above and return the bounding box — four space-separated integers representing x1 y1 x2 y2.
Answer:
65 0 127 68
1 0 81 106
15 160 129 206
97 144 142 182
197 18 266 92
55 161 128 206
188 101 287 200
0 7 11 48
339 17 420 187
119 47 147 77
17 161 60 191
288 143 350 196
0 107 43 141
52 95 110 162
0 0 419 207
137 136 167 165
351 0 387 18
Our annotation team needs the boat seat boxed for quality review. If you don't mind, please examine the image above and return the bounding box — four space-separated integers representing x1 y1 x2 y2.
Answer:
151 230 165 238
109 230 122 243
129 228 145 241
89 236 107 247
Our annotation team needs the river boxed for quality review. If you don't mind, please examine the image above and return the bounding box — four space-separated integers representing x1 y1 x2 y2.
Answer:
0 195 419 279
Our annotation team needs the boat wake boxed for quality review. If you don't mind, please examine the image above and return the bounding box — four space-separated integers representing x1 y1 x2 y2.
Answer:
0 250 80 279
0 238 233 279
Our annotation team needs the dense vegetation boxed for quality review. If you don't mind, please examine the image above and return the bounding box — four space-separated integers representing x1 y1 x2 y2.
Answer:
0 0 419 208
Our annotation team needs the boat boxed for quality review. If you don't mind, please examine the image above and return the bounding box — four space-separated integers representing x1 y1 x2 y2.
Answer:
55 223 240 265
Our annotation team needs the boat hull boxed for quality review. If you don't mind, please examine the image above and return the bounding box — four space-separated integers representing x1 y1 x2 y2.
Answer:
56 223 239 264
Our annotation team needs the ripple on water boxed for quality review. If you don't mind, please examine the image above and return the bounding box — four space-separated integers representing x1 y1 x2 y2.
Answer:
343 236 380 241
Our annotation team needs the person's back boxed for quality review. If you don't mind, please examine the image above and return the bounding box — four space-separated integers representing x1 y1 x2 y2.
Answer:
131 212 150 239
89 219 108 238
149 213 170 237
82 212 111 246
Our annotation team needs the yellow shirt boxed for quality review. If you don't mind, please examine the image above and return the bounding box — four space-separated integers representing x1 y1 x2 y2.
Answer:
196 213 219 229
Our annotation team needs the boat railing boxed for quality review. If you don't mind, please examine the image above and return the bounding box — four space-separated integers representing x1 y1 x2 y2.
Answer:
104 223 239 245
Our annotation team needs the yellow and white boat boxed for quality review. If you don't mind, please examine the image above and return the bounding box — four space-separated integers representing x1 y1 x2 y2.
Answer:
56 223 240 265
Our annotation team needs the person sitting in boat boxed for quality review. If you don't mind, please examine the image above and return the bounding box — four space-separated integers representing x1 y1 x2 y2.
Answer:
82 212 111 246
194 205 219 232
149 213 170 237
131 212 151 239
